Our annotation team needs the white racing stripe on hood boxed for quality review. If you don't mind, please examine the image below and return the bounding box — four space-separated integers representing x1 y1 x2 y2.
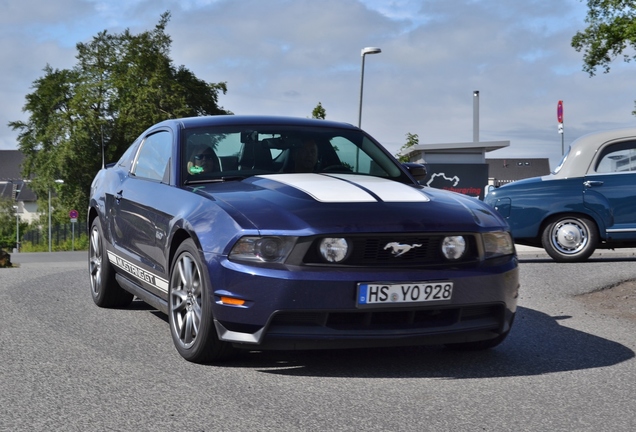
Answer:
328 174 430 202
258 173 376 202
257 173 429 203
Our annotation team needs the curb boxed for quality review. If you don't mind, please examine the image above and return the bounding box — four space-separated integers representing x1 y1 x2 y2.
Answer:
515 245 636 260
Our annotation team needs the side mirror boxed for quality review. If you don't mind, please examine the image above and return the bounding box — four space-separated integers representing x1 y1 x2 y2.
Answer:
402 162 427 183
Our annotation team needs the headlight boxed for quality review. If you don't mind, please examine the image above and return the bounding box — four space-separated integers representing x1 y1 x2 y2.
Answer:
441 236 466 260
318 238 350 263
229 236 296 263
483 231 514 258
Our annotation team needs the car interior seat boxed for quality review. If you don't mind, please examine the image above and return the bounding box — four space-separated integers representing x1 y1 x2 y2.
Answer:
238 140 273 171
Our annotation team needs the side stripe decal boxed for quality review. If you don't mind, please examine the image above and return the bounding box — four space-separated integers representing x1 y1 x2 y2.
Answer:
107 251 169 293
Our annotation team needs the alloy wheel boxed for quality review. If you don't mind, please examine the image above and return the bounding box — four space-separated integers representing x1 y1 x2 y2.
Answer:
89 226 102 295
170 253 203 348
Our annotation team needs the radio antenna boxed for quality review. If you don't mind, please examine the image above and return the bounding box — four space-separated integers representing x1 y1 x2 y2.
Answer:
101 125 105 169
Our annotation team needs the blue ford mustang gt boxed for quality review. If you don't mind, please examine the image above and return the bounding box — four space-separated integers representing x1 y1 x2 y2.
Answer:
88 115 519 363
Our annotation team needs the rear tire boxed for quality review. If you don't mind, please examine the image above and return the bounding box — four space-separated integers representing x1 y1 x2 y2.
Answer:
168 239 234 363
541 215 598 262
89 217 133 308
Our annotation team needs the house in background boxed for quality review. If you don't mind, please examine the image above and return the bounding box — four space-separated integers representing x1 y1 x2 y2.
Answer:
0 150 39 224
401 142 551 199
486 158 551 187
402 140 511 200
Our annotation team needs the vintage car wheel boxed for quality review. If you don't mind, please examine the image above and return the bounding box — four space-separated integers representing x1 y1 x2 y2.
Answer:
541 215 598 262
89 218 133 308
169 239 234 363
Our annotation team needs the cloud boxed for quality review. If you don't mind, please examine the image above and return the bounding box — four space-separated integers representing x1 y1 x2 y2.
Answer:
1 0 635 169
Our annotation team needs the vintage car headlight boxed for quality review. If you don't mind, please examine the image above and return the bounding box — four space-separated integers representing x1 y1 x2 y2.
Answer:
318 238 350 263
483 231 514 258
229 236 296 263
441 236 466 260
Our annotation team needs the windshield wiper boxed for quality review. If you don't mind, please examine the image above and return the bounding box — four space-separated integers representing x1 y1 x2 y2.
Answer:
184 175 248 185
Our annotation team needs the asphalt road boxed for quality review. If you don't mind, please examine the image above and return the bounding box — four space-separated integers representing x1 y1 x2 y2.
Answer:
1 249 635 431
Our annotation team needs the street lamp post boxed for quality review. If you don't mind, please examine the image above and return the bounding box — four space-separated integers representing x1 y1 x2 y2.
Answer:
357 47 381 128
12 205 19 252
48 179 64 252
473 90 480 142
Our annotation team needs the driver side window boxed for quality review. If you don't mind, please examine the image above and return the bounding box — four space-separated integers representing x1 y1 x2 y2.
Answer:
133 131 173 182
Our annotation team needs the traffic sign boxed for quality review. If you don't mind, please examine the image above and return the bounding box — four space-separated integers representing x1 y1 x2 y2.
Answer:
557 100 563 123
69 209 78 223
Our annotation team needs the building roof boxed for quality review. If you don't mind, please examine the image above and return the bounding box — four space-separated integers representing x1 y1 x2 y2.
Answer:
409 140 510 154
0 150 26 181
0 150 37 202
486 158 551 181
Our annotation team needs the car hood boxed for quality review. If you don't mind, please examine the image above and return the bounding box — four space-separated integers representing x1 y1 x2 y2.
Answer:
193 173 506 235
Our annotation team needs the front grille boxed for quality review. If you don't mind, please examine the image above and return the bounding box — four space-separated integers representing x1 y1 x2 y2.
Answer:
303 234 480 267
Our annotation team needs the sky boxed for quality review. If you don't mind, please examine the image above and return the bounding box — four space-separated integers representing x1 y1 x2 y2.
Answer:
1 0 635 169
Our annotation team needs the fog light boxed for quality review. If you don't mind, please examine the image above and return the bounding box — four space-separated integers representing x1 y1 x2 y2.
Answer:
441 236 466 260
319 238 349 263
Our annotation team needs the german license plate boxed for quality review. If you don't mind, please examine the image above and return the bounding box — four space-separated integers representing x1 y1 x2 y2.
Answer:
357 281 453 307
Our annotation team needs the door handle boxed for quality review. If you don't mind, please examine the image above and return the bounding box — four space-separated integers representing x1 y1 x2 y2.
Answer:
583 180 603 188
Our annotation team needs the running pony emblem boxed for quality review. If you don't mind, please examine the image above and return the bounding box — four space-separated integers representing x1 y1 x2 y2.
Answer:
384 242 422 257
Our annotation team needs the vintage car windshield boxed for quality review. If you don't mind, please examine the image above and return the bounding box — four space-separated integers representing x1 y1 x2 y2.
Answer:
552 146 571 175
181 125 407 185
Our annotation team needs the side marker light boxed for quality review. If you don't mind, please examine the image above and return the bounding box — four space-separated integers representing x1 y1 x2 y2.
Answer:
220 296 245 306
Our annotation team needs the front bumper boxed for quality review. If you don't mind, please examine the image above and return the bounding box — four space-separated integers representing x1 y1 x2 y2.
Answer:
206 253 519 350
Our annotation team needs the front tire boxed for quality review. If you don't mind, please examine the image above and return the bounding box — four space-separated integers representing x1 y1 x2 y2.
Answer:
89 217 133 308
169 239 234 363
541 215 598 262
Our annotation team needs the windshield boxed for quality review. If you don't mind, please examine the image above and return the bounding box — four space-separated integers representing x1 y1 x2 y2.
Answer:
181 125 409 185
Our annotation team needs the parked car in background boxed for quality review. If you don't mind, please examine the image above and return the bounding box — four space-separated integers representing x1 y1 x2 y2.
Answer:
88 115 519 363
485 128 636 262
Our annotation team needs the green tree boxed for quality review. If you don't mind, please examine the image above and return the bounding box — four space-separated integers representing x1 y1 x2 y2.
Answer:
311 102 326 119
571 0 636 76
0 198 17 250
396 132 419 162
571 1 636 113
9 12 230 224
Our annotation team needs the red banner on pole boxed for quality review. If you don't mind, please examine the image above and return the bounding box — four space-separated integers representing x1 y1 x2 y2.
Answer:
557 100 563 123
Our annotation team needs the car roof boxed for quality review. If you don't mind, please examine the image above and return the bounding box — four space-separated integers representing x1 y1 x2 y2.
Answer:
154 115 358 131
554 127 636 178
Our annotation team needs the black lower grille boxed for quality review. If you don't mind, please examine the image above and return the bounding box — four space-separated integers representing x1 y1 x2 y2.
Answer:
269 305 502 331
